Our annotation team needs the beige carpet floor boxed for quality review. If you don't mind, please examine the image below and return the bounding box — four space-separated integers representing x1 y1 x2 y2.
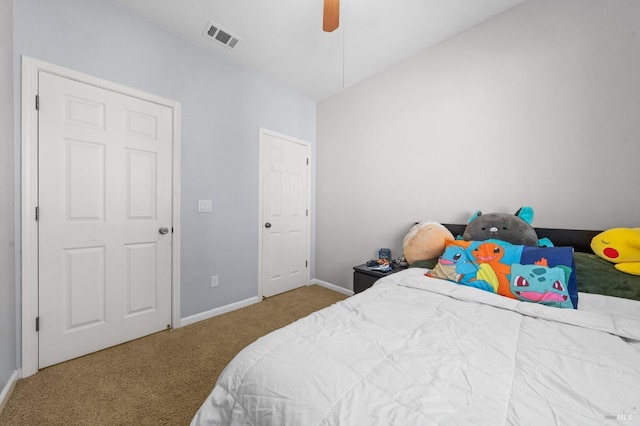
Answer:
0 285 347 426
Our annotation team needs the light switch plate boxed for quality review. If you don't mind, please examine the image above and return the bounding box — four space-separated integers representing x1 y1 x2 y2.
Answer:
198 199 213 212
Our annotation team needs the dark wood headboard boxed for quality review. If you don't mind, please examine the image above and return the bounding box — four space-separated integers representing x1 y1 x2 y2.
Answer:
441 224 601 254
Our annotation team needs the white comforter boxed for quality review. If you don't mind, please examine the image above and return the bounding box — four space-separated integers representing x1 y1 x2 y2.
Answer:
192 269 640 425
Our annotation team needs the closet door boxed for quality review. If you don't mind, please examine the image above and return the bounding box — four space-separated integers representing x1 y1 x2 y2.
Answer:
260 130 310 298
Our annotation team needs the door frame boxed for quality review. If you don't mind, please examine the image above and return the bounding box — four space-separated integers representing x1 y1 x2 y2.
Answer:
257 128 311 299
20 56 182 377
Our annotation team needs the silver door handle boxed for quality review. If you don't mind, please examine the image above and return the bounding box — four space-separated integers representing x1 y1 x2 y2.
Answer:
159 227 169 235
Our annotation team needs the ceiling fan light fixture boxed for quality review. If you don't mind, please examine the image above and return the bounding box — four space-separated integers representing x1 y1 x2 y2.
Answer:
323 0 340 32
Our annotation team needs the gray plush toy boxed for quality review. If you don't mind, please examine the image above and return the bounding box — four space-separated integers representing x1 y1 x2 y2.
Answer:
462 206 539 246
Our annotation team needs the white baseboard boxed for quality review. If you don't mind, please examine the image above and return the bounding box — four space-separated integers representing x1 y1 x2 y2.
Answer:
180 282 351 328
180 296 260 327
310 279 354 296
0 369 20 415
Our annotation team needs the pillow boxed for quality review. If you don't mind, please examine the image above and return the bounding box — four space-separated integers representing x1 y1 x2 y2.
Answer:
574 252 640 301
410 259 438 269
429 240 577 309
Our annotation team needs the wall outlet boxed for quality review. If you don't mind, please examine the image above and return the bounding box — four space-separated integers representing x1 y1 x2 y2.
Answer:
211 275 219 288
198 199 213 213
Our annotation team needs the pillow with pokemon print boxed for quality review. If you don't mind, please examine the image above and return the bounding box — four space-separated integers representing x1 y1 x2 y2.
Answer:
428 239 578 309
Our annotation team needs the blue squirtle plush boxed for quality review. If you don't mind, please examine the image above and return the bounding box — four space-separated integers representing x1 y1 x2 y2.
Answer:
462 206 552 247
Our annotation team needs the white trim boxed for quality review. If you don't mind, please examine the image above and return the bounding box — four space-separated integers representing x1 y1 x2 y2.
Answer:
0 369 20 414
258 128 311 300
20 56 40 378
310 279 354 296
20 56 182 377
171 102 182 331
180 297 260 327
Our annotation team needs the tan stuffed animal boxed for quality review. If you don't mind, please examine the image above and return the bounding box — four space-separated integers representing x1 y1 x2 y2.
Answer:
403 221 454 265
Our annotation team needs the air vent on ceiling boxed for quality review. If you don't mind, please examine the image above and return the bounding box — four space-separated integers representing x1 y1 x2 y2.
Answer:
203 21 241 50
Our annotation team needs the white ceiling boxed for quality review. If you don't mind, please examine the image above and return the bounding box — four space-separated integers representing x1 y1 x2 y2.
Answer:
109 0 524 101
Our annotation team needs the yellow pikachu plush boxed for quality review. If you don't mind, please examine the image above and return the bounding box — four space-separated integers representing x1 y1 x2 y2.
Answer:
590 228 640 276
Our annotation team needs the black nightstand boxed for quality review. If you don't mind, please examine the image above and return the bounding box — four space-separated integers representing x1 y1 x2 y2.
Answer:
353 263 407 294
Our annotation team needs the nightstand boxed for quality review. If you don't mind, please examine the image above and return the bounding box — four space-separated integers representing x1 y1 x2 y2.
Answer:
353 263 408 294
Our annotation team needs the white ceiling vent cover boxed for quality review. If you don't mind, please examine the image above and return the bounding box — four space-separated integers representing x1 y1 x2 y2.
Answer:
203 21 241 50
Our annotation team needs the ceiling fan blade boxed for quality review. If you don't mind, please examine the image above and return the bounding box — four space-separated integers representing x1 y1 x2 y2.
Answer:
323 0 340 32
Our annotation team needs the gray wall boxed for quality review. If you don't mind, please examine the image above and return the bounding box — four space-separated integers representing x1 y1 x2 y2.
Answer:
1 0 17 394
317 0 640 289
14 0 316 322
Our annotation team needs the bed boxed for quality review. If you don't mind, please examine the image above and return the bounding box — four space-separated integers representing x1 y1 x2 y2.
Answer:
192 226 640 425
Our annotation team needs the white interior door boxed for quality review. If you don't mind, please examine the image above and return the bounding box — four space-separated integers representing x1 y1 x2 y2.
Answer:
37 71 173 368
260 130 310 298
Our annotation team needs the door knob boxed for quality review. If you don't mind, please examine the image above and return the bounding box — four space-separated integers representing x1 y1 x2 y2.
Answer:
265 223 271 228
159 227 169 235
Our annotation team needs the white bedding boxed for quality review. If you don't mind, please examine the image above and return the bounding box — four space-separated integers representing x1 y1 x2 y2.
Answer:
192 268 640 425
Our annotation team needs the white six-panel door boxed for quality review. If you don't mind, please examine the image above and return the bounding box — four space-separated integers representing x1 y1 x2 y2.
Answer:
37 71 173 368
260 130 310 298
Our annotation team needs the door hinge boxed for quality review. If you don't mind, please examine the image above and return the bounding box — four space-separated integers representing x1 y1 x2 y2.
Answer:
35 95 40 110
306 158 309 165
35 206 39 221
35 317 39 332
305 260 308 268
306 209 308 217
